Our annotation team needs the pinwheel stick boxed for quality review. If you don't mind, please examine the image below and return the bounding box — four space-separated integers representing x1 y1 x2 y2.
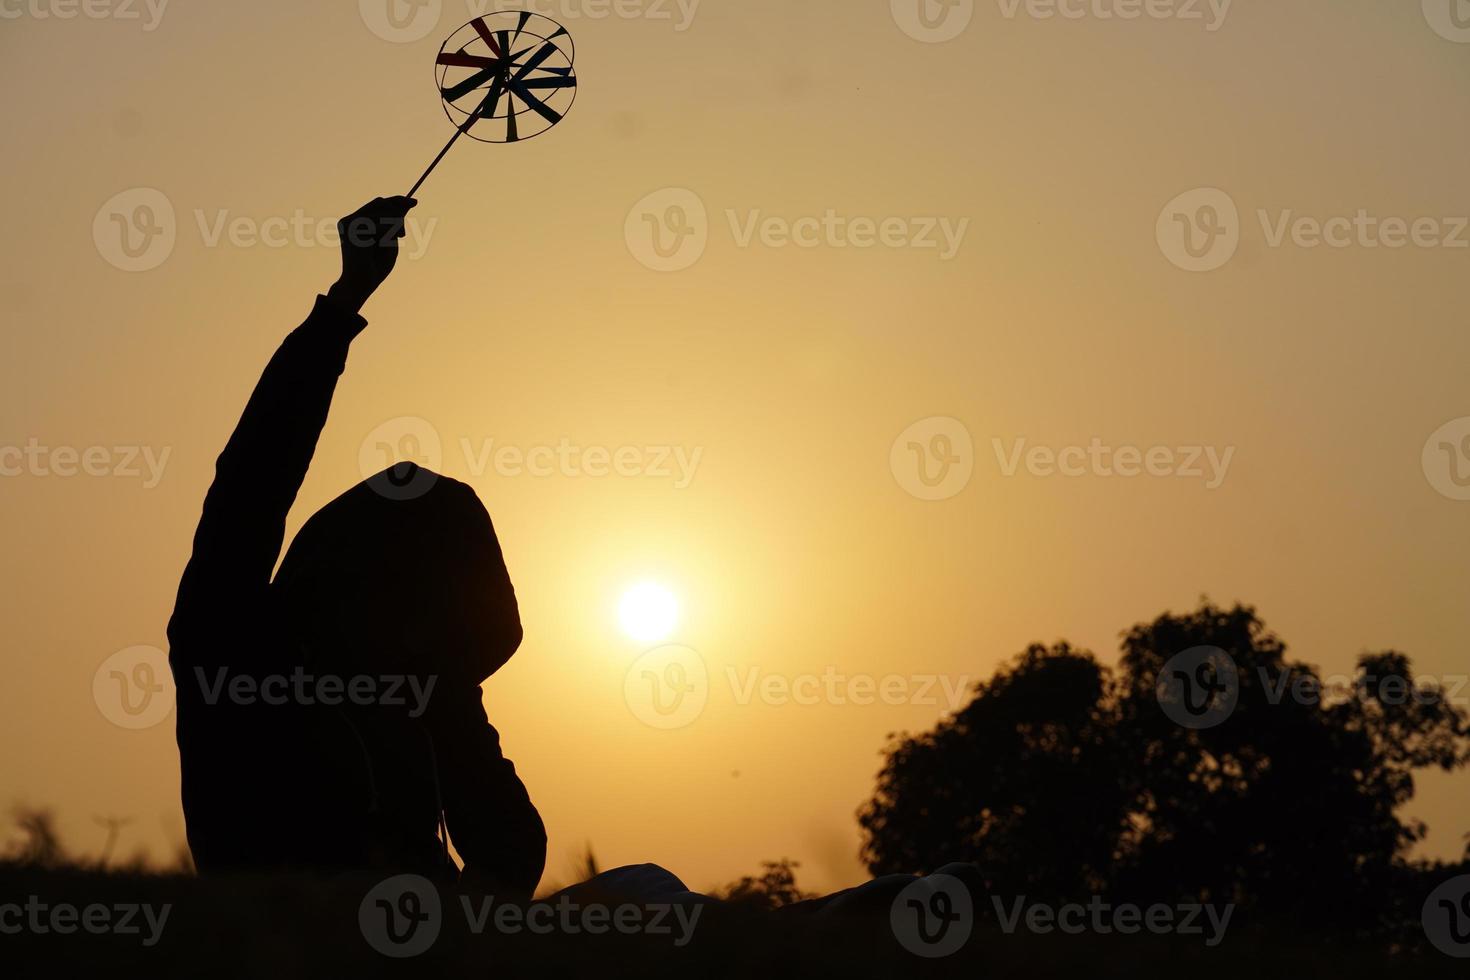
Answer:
408 77 504 197
407 123 470 198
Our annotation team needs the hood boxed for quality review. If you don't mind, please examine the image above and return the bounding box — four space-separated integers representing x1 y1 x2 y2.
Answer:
273 464 522 685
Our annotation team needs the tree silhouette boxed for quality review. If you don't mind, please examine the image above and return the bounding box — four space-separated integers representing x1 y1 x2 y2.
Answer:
859 642 1127 901
859 601 1470 932
716 859 815 910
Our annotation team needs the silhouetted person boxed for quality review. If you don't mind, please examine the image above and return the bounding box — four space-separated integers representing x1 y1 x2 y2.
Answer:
167 196 545 899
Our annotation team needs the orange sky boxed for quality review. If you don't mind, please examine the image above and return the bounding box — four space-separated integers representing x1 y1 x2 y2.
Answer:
3 0 1470 893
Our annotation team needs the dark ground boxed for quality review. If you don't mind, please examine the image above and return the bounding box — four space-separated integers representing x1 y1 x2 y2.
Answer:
2 864 1464 979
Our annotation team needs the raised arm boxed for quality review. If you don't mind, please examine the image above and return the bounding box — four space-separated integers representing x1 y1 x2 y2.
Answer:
168 196 417 660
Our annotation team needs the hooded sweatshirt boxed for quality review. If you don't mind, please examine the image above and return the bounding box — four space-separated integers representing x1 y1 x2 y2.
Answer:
166 295 545 897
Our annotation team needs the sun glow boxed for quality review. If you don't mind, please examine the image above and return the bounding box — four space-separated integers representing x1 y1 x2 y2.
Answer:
618 582 679 644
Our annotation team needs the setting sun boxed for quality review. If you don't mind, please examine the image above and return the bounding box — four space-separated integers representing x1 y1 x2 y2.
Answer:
618 582 679 644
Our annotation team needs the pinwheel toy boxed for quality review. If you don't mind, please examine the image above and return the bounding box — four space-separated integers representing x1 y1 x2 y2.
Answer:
407 11 578 197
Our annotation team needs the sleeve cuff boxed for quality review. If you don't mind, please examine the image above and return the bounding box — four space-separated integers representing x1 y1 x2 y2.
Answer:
309 293 369 342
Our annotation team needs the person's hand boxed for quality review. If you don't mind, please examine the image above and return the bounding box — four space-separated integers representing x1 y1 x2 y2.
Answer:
327 196 417 315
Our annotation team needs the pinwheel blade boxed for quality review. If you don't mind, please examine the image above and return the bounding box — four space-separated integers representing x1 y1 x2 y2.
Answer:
517 76 576 90
508 80 563 126
513 43 559 81
437 50 497 70
472 75 506 125
470 17 502 56
442 66 498 104
510 11 532 46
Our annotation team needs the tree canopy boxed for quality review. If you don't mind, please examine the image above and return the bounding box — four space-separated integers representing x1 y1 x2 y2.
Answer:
858 601 1470 932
